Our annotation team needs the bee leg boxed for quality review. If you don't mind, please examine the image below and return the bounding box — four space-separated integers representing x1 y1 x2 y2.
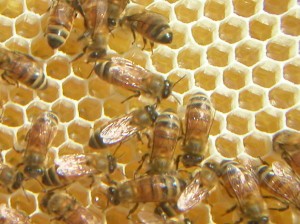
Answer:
121 91 141 103
150 41 154 54
127 203 139 219
142 37 147 50
221 204 237 216
175 154 182 170
263 195 290 211
130 26 137 45
134 153 149 179
1 72 18 86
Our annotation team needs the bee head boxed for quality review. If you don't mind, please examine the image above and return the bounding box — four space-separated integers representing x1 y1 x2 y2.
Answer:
162 80 172 99
181 153 204 168
107 155 117 173
108 187 120 205
24 165 44 178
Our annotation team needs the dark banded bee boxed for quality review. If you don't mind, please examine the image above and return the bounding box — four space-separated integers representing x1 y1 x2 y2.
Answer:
46 0 77 49
0 47 47 89
108 175 186 206
120 9 173 50
257 161 300 210
89 105 157 149
107 0 128 31
41 191 100 224
179 92 214 168
0 204 30 224
23 111 59 178
78 0 109 61
0 159 24 192
42 153 117 186
94 57 174 102
272 130 300 174
211 160 269 224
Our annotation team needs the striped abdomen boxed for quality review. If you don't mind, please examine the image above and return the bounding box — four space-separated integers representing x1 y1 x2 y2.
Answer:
118 175 186 203
47 0 76 49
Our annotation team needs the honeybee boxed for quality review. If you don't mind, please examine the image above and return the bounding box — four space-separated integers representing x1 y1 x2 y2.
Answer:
176 163 219 212
0 204 30 224
120 10 173 50
107 0 128 31
0 159 24 192
42 153 117 186
23 111 59 178
94 57 174 102
272 130 300 173
108 174 186 207
257 160 300 210
89 105 157 149
46 0 77 49
41 191 100 224
211 160 269 224
148 109 180 174
0 47 47 89
179 92 214 168
78 0 109 61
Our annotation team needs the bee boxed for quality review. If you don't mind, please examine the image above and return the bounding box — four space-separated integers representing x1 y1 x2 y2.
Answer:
78 0 109 61
89 105 157 149
107 0 128 31
0 160 24 192
272 130 300 173
257 160 300 210
94 57 174 102
176 163 219 212
42 153 117 186
211 160 269 224
46 0 77 49
147 109 181 174
41 191 100 224
179 92 214 168
108 175 187 215
23 111 59 178
120 10 173 50
0 204 30 224
0 47 47 89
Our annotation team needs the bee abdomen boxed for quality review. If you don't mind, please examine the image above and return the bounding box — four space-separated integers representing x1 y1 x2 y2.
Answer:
42 167 61 186
89 130 107 149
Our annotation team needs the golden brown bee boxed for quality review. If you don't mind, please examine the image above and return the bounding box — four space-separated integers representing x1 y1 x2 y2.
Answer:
0 204 30 224
257 161 300 210
0 161 24 192
176 163 219 212
272 130 300 174
179 92 214 168
89 105 157 149
46 0 77 49
23 111 59 178
107 0 128 31
108 174 186 205
0 47 47 89
41 191 100 224
94 57 174 102
79 0 109 61
211 160 269 224
42 153 117 186
148 109 180 174
120 9 173 50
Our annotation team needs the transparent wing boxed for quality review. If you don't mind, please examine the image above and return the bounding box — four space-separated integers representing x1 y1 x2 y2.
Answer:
55 154 97 178
226 164 261 207
177 172 209 211
98 113 139 145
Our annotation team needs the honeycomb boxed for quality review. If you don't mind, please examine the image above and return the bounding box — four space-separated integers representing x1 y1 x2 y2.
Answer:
0 0 299 223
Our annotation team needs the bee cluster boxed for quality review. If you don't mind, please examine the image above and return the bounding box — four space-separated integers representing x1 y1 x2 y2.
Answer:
0 0 299 223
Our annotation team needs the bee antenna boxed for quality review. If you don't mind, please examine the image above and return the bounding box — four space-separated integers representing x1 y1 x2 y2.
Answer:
86 61 96 79
21 185 30 202
172 74 186 88
171 93 181 105
206 108 216 139
34 177 47 193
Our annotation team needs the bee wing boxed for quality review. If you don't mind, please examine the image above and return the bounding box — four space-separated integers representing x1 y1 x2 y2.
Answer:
266 161 300 202
177 172 209 211
109 57 153 92
94 0 108 32
0 204 30 223
55 154 97 178
98 113 139 145
185 100 213 140
226 164 261 206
